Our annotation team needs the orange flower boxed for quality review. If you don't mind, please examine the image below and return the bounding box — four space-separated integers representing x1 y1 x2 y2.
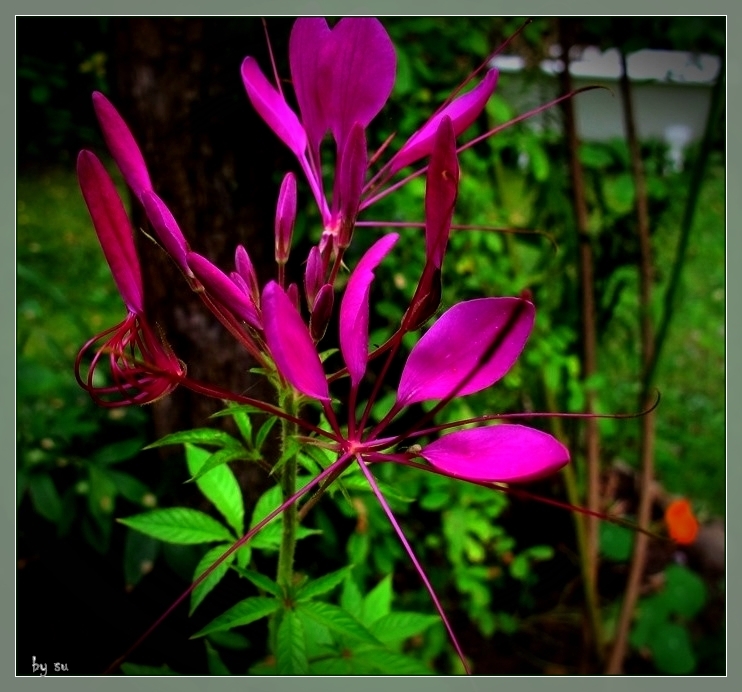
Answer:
665 499 699 545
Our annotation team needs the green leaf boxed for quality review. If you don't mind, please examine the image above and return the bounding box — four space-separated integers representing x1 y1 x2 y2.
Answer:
188 447 251 484
190 543 237 615
192 596 279 638
106 470 154 506
216 401 253 445
145 428 242 450
207 630 250 650
232 566 282 597
185 444 244 535
600 522 634 562
87 465 118 517
525 544 555 561
362 574 393 626
662 564 707 619
123 529 159 589
649 622 696 674
204 640 232 675
90 438 145 465
297 600 382 646
309 657 352 675
296 566 353 601
28 473 62 524
351 646 434 675
340 574 364 620
120 663 181 675
255 417 278 452
630 594 671 649
119 508 234 545
368 611 440 645
509 554 529 580
276 609 309 675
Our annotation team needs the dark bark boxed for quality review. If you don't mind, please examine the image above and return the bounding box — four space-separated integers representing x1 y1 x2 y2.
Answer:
111 18 294 496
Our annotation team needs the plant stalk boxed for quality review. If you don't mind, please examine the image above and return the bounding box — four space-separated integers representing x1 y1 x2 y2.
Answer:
558 18 603 660
276 393 299 591
605 48 656 675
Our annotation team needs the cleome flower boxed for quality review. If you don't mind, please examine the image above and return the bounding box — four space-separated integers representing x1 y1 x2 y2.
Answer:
241 17 498 254
74 150 185 407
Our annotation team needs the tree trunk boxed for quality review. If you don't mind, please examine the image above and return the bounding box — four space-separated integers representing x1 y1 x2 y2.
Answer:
111 18 294 497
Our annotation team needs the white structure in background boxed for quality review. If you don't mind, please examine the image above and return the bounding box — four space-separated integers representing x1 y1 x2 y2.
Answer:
491 47 721 170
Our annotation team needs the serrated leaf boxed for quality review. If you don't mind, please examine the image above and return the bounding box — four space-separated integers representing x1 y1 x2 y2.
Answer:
332 472 415 503
188 447 251 484
277 609 309 675
192 596 279 638
214 401 254 445
119 508 234 545
90 438 145 465
190 543 237 615
362 575 393 626
351 646 433 675
204 640 232 675
368 611 440 645
232 566 282 597
255 417 278 452
341 574 364 620
145 428 242 450
309 657 352 675
185 444 244 535
295 607 335 659
297 600 381 646
296 566 353 601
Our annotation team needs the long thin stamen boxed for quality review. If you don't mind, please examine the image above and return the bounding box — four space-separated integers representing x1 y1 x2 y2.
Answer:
355 455 471 675
381 457 664 541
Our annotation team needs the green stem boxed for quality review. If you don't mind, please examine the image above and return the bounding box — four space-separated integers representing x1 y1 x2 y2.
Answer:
276 392 299 591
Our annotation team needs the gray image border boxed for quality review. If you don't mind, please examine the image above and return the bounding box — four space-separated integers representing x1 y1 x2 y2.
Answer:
7 2 734 691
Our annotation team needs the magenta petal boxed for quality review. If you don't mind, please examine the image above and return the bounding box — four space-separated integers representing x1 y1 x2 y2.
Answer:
339 234 399 387
241 57 307 158
140 191 190 274
335 121 367 247
187 252 262 330
289 17 332 157
425 116 459 269
396 297 534 406
92 92 152 199
77 151 143 314
262 281 330 402
388 70 498 175
321 18 396 151
420 425 569 483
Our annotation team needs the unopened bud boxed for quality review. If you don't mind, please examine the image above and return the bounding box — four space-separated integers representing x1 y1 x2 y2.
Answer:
310 284 334 342
275 172 297 265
